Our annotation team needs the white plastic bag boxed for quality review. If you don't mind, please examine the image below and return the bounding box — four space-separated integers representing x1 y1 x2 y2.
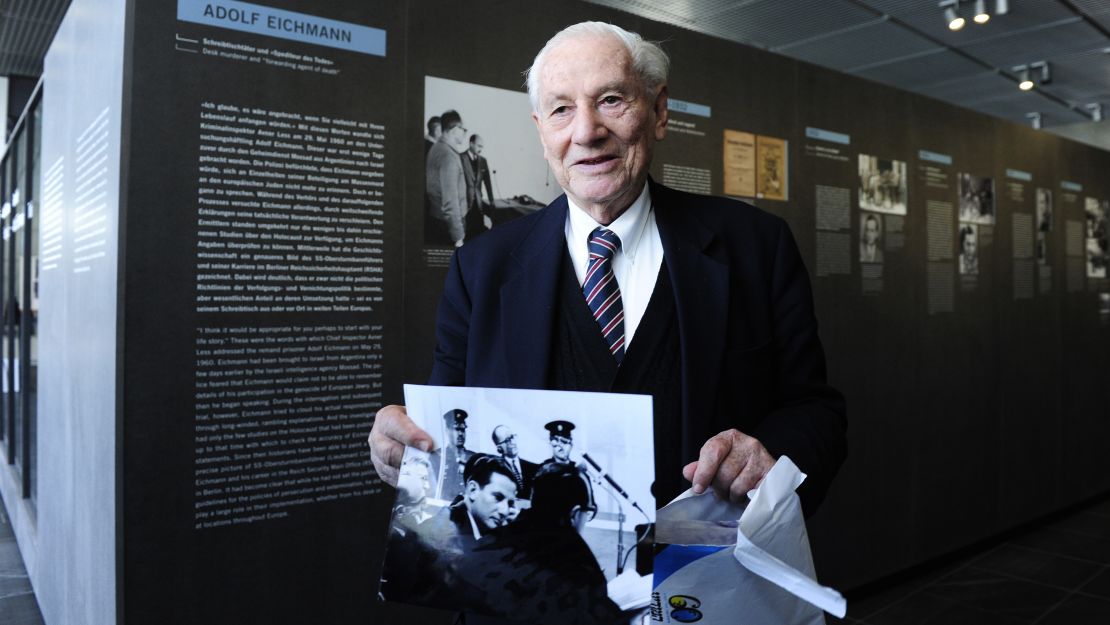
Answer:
651 456 846 624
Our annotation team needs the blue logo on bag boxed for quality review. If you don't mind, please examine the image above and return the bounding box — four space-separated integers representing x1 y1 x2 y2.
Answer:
668 595 703 623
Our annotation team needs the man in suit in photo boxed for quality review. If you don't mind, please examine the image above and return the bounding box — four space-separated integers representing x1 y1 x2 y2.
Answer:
426 110 470 248
491 424 539 499
372 21 845 519
463 133 495 233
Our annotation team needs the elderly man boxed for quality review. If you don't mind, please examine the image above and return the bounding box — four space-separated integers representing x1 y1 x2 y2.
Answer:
373 22 845 521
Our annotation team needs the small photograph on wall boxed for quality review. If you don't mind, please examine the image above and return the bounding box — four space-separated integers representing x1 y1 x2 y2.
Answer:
422 76 558 248
959 223 979 275
1086 197 1108 278
1036 187 1053 265
380 385 654 622
958 173 995 225
755 134 788 201
859 211 883 264
858 155 907 215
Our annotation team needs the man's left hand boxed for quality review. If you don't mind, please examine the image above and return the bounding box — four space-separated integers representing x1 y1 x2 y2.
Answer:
682 429 775 503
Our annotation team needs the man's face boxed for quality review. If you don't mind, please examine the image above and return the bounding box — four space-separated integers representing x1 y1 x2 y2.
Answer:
444 123 469 153
470 137 484 156
430 122 441 139
397 460 430 504
494 432 518 459
466 473 518 530
454 422 467 447
964 231 977 257
531 35 668 214
864 218 879 245
550 435 572 462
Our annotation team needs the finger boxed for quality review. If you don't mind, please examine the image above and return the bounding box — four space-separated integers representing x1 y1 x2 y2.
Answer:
371 405 434 452
691 435 730 494
682 461 698 484
728 446 776 502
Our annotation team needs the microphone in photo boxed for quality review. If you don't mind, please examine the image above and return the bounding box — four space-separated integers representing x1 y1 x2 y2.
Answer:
582 452 646 516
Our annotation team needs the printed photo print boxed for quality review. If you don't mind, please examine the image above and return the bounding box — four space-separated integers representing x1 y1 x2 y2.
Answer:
380 385 655 623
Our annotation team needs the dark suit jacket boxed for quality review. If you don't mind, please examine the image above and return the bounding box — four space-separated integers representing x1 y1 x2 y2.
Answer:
462 151 494 211
428 181 846 515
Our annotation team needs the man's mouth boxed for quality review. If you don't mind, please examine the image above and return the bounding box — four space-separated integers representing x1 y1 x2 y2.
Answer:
575 155 616 167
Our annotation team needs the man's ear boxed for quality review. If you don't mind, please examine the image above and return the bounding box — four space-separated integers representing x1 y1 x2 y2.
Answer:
653 85 669 141
465 479 479 499
531 111 549 159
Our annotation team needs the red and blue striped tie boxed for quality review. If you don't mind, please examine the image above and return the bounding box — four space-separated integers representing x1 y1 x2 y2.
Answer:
584 227 625 363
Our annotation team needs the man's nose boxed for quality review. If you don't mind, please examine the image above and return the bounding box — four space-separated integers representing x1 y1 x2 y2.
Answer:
571 104 608 145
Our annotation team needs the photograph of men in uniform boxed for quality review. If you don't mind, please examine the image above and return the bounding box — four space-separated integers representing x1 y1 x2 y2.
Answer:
372 19 847 620
542 420 576 468
436 409 475 501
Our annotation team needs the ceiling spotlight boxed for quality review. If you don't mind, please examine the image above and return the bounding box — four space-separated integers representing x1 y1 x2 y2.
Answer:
1030 61 1051 85
941 0 965 30
974 0 990 23
1026 112 1042 130
1086 103 1103 123
995 0 1009 16
1013 62 1049 91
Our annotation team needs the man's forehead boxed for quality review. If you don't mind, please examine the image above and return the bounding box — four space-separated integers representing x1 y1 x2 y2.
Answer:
537 35 638 99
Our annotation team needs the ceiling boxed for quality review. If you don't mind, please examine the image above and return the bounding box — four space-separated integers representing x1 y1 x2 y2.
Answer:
0 0 69 77
0 0 1108 129
585 0 1110 129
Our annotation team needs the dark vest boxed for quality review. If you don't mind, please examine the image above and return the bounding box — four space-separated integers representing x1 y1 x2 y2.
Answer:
547 253 685 503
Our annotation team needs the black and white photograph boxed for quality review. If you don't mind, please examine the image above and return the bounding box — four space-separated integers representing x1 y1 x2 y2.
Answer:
858 154 907 215
1086 197 1108 279
859 211 884 264
958 173 995 225
380 385 654 623
959 223 979 276
1036 187 1053 265
422 76 558 248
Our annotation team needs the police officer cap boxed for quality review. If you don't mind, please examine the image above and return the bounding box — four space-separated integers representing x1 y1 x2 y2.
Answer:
544 420 575 439
446 409 468 424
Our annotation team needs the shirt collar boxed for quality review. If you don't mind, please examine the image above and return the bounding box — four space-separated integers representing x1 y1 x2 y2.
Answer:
566 183 651 261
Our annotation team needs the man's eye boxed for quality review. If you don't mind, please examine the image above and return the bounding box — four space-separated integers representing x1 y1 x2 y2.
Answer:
601 95 622 106
551 105 569 116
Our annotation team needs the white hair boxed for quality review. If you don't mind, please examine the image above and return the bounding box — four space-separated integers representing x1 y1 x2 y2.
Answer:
525 21 670 112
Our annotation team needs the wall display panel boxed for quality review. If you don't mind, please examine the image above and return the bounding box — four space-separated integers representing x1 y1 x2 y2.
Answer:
792 66 929 586
899 97 1004 570
121 1 404 622
1056 141 1110 506
990 123 1064 523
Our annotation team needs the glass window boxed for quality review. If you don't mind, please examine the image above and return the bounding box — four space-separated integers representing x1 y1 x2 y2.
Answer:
29 100 40 500
10 129 25 477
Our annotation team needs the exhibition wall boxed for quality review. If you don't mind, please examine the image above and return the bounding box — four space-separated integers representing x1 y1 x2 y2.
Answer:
4 0 1107 623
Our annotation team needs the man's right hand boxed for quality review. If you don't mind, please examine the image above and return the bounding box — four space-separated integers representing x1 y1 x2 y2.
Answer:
368 404 435 487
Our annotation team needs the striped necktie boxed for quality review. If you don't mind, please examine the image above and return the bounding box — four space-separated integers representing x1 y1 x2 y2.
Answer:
583 227 626 363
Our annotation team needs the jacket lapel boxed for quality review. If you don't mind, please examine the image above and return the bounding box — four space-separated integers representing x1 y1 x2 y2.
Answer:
500 197 568 388
653 183 730 430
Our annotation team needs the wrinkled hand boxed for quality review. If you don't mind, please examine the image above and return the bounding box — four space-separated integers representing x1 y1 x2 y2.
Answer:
682 429 776 503
368 404 435 487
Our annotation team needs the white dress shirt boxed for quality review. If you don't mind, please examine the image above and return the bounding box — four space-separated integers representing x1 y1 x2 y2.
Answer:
564 183 664 349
